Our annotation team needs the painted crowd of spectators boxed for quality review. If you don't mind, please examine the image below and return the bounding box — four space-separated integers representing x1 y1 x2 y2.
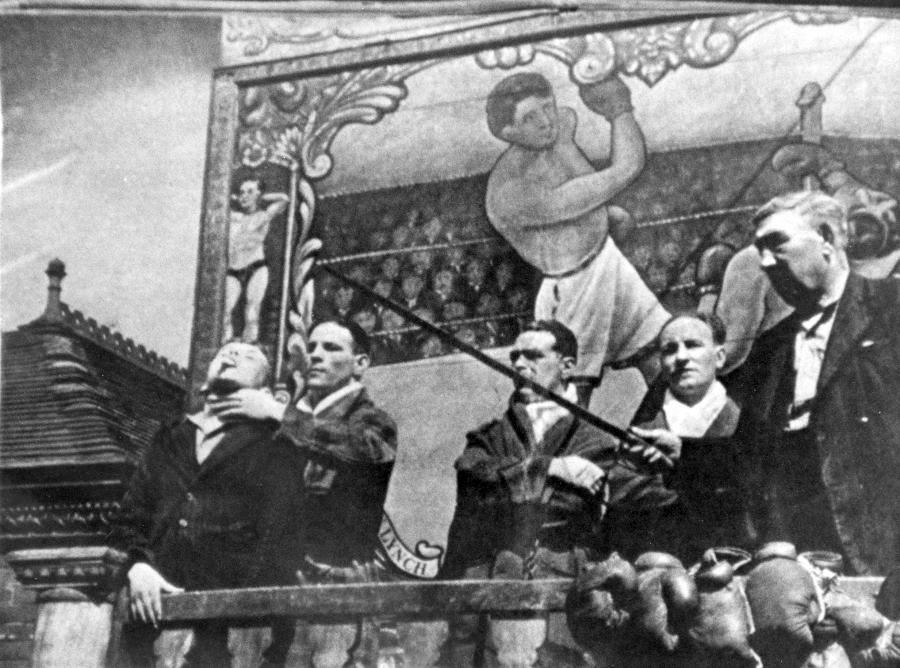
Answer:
314 207 538 365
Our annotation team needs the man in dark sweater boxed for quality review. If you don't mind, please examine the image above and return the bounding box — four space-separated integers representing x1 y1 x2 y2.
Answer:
211 320 397 667
442 320 675 666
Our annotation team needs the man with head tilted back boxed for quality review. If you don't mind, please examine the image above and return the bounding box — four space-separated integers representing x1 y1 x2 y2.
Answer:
113 342 302 666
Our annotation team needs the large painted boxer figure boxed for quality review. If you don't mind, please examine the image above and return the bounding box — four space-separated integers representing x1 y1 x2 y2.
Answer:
485 72 669 405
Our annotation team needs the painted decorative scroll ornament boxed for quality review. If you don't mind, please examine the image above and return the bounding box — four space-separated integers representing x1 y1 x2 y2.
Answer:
237 11 849 178
238 64 431 179
476 10 849 86
223 14 535 65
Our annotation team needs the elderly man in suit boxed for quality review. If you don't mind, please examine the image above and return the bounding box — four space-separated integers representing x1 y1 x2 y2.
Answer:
731 190 900 575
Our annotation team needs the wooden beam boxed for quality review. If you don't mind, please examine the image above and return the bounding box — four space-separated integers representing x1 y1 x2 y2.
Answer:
3 0 897 18
160 576 886 624
161 579 572 622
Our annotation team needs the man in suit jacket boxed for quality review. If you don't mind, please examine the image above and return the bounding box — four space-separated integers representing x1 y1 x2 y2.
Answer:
730 190 900 575
114 342 302 666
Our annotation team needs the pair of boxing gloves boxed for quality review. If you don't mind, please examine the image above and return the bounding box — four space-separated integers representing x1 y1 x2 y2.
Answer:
567 549 757 667
567 542 900 667
745 542 900 668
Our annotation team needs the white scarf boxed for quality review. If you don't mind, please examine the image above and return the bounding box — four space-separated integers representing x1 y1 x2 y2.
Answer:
662 380 728 438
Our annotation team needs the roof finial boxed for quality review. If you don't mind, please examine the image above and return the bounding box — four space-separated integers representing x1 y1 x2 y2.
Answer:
43 259 67 322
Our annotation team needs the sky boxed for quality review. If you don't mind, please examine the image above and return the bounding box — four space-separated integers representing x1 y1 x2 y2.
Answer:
1 15 220 365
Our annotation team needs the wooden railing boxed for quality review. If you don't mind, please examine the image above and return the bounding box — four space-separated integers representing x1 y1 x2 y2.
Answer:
30 576 888 667
161 579 572 623
157 577 885 668
154 579 576 667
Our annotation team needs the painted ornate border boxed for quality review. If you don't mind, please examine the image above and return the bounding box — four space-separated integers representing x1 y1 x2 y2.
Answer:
189 6 851 399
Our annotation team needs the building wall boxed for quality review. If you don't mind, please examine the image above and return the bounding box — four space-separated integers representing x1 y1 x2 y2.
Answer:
0 558 36 668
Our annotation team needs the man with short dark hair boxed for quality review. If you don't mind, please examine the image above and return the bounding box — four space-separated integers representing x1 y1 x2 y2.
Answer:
442 320 675 665
211 319 398 667
731 190 900 575
485 71 669 404
114 342 302 666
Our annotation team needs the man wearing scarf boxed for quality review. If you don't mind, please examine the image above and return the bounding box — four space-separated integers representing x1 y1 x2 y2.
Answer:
628 313 748 560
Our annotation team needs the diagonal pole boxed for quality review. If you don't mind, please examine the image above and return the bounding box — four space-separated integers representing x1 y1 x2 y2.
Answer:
318 262 643 448
661 20 888 297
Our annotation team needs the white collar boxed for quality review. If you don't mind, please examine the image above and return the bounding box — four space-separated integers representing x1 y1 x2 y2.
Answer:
296 379 363 416
662 380 728 438
187 406 224 434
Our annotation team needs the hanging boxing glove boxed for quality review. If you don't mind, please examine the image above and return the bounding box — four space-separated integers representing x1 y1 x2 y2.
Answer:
825 592 900 668
631 552 699 657
745 542 823 668
565 551 640 654
687 557 759 667
852 621 900 667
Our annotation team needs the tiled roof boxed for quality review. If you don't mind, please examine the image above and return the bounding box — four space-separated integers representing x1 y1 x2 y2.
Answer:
1 262 188 470
54 304 189 387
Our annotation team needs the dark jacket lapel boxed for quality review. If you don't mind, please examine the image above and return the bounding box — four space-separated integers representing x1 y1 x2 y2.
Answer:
733 311 802 429
540 414 579 458
704 396 741 438
505 403 538 456
163 418 201 484
818 274 871 394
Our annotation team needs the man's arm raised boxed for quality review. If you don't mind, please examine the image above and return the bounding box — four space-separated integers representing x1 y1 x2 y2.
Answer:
494 78 645 229
534 110 644 225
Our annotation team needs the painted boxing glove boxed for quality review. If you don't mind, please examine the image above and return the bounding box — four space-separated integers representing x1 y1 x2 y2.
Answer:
578 76 633 121
745 542 823 668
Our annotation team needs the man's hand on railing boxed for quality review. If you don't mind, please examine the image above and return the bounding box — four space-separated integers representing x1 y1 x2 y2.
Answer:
127 562 184 627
